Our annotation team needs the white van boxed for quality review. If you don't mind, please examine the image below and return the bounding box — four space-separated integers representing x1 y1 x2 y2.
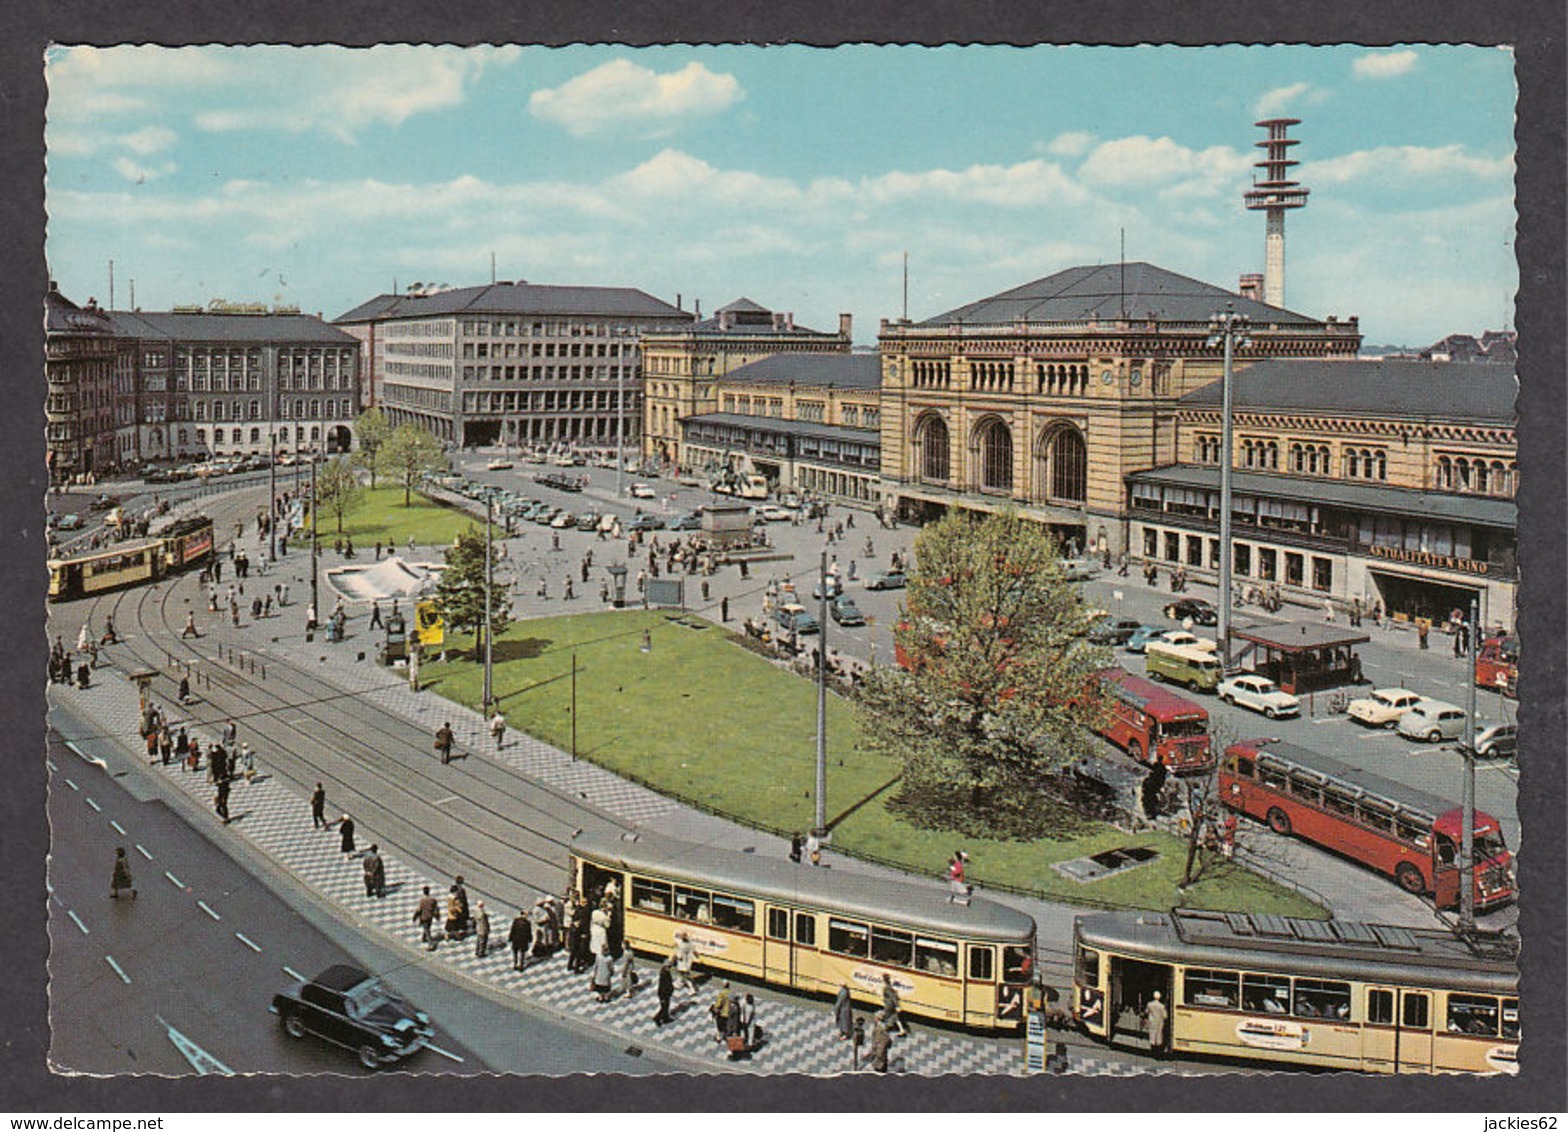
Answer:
1144 641 1222 692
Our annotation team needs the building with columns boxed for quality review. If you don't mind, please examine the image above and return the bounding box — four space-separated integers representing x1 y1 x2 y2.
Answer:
876 261 1362 556
640 298 853 469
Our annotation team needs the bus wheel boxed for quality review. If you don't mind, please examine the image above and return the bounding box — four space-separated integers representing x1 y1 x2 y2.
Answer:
1187 679 1200 692
1266 807 1292 837
1395 863 1426 895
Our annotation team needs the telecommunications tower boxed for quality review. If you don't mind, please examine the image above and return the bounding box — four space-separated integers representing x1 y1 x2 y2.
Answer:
1244 118 1310 309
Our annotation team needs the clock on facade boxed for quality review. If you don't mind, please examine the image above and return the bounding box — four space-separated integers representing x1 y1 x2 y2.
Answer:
1100 370 1114 385
1129 369 1143 387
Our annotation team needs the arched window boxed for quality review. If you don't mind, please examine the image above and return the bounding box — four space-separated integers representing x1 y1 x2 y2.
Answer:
1473 462 1489 493
1437 456 1453 489
1290 443 1304 473
1491 460 1508 495
1037 425 1087 503
975 417 1013 492
917 414 950 482
1455 457 1471 491
1374 451 1387 480
1242 440 1255 468
1345 450 1358 478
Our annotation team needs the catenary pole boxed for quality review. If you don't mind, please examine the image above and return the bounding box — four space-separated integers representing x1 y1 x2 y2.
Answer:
483 494 494 715
814 546 828 837
1460 596 1479 932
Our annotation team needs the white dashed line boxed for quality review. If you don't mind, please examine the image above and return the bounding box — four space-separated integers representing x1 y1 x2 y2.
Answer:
104 955 131 984
68 911 90 935
283 966 306 982
197 900 221 921
64 778 79 791
425 1043 465 1063
432 795 460 806
65 741 107 769
234 932 262 953
110 820 126 835
165 871 184 888
85 798 102 812
45 759 57 773
135 844 153 860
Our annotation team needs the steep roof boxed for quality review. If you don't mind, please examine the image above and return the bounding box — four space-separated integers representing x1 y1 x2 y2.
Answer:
108 310 357 345
334 281 690 324
45 286 118 336
715 296 770 314
919 261 1325 328
1182 359 1516 424
721 353 880 390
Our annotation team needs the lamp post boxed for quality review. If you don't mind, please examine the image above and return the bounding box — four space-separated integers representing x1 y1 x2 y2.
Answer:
483 494 494 715
1459 596 1479 932
1206 303 1250 672
268 429 277 563
309 443 319 619
814 547 829 839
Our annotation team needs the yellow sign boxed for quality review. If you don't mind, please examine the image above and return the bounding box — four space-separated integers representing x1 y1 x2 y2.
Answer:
413 600 444 650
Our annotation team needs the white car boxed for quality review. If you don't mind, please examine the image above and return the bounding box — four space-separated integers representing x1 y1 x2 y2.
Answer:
1397 699 1468 743
1347 687 1424 728
1217 674 1301 718
486 459 514 471
629 483 656 499
759 505 792 522
1157 630 1217 652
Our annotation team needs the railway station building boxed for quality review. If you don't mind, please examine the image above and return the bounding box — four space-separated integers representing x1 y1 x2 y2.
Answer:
334 280 693 450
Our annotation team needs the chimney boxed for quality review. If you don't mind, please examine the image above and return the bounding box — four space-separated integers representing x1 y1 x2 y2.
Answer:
838 313 852 338
1238 273 1264 302
695 299 701 320
786 312 795 331
676 293 682 310
771 312 783 331
719 309 733 331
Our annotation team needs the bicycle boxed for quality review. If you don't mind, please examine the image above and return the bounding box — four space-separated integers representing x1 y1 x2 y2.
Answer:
1326 690 1349 714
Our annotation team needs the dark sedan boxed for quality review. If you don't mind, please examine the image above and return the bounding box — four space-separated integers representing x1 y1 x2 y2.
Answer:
830 597 867 626
627 513 666 532
272 965 433 1070
1163 597 1218 626
1087 616 1145 645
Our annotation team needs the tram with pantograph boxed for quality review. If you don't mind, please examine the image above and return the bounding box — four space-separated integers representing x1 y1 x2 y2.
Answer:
570 829 1037 1031
49 515 214 600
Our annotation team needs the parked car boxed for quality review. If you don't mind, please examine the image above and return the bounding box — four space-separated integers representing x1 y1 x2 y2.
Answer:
1347 687 1424 728
550 511 576 528
1163 598 1219 626
758 505 792 522
830 597 867 626
864 569 907 591
1397 698 1469 743
1217 673 1301 718
270 964 433 1070
1087 616 1145 645
1122 624 1171 653
627 513 665 532
629 483 657 499
774 603 820 635
1473 722 1518 759
811 577 846 600
1154 629 1217 652
575 512 601 531
56 513 84 531
669 511 704 531
532 508 561 525
89 493 120 512
1059 558 1099 582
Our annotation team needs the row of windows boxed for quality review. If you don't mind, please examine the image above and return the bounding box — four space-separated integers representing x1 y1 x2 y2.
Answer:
461 365 635 383
460 320 642 338
462 389 625 414
1141 527 1337 591
163 425 323 448
1436 455 1516 495
909 360 952 388
464 340 633 360
1229 754 1429 844
914 415 1088 504
971 360 1015 392
188 398 354 422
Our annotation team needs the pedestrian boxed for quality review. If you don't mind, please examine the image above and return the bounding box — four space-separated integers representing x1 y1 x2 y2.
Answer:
186 736 202 774
834 982 854 1041
305 604 317 635
806 830 822 867
489 710 507 748
789 831 803 864
642 628 652 652
158 727 173 766
339 813 356 854
880 973 908 1036
1144 990 1168 1056
264 595 272 617
591 947 614 1002
737 993 756 1051
369 601 383 630
947 850 972 904
599 579 609 603
720 595 729 623
474 901 491 958
214 777 231 823
222 718 238 749
653 958 675 1027
868 1017 892 1073
617 952 638 1000
240 742 256 782
673 931 698 996
362 844 386 898
310 782 327 829
509 908 533 971
110 846 136 900
414 885 439 948
1418 619 1430 650
1141 760 1168 821
710 981 733 1042
182 612 198 639
434 721 455 764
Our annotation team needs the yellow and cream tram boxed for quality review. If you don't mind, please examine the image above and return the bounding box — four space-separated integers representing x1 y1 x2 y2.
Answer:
48 515 214 600
1073 908 1519 1073
571 829 1037 1031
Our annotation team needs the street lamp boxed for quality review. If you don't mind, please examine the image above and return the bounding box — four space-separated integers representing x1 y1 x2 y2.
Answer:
483 494 494 715
1206 303 1251 672
814 547 829 839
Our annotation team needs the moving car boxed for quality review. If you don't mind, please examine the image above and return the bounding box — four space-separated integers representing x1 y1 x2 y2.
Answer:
758 504 792 522
575 512 601 531
550 511 576 528
773 603 819 635
1217 673 1301 718
1397 698 1469 743
1087 616 1145 646
56 513 84 531
271 965 433 1070
670 511 704 531
629 483 657 499
627 513 665 532
810 577 845 599
1163 597 1219 626
864 569 907 591
1123 624 1171 653
486 458 515 471
1346 687 1423 728
1154 629 1217 652
830 596 866 626
1473 722 1517 759
1060 558 1099 582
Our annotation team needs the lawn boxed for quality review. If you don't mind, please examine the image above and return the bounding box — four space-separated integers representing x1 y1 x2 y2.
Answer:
427 608 1326 919
314 485 481 549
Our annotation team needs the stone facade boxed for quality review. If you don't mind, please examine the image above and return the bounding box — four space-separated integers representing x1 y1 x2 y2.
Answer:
46 283 124 483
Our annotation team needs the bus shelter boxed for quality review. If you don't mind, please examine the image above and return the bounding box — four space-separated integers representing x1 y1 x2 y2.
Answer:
1231 622 1371 694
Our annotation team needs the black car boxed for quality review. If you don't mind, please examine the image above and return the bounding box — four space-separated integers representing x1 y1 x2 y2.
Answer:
627 513 666 532
1087 616 1144 645
830 597 867 626
271 964 433 1070
1163 598 1218 626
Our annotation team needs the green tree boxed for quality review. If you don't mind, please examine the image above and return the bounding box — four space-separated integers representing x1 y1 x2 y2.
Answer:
313 456 365 534
381 423 447 506
433 525 513 659
856 510 1109 834
351 407 392 490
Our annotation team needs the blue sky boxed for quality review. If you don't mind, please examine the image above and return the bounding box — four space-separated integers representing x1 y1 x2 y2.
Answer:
45 44 1516 346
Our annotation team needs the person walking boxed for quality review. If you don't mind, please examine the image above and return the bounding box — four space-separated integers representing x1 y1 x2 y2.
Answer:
182 612 199 639
369 601 383 630
789 832 804 865
806 831 822 867
413 886 439 949
338 813 356 855
110 846 136 900
591 948 614 1002
834 983 854 1041
474 901 491 959
673 931 699 996
362 844 386 898
737 993 756 1051
720 595 729 623
868 1017 892 1073
947 850 972 904
434 722 455 764
239 743 256 782
489 710 506 749
653 958 675 1027
1144 990 1168 1057
709 981 733 1042
508 908 533 972
1418 619 1430 650
880 973 908 1037
310 782 327 829
214 776 231 824
617 952 638 1000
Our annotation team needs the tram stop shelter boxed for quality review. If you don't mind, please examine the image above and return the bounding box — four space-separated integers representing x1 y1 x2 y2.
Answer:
1231 621 1371 694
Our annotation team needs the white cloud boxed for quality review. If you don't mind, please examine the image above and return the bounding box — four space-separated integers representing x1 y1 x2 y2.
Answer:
1078 136 1250 200
1304 144 1513 185
1353 50 1419 79
528 59 743 137
111 155 176 183
1044 130 1094 158
1255 82 1313 117
120 126 177 156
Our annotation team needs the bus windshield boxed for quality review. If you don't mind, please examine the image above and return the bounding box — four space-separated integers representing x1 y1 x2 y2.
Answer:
1161 718 1208 738
1474 832 1508 861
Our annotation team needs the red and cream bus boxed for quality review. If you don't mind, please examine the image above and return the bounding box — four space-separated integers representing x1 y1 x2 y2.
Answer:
1220 739 1515 911
1475 636 1518 699
1092 667 1213 774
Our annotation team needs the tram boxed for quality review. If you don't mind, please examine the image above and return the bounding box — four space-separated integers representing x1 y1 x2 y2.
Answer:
1073 908 1519 1074
48 515 214 601
570 829 1038 1031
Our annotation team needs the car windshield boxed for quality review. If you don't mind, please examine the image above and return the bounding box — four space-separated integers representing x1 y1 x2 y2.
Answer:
344 981 393 1020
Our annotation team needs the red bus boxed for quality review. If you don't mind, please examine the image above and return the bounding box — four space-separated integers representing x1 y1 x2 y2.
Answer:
1475 636 1518 699
1092 667 1213 773
1220 739 1515 912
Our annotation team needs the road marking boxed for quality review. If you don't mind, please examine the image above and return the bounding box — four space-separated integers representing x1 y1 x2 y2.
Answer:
85 797 102 812
165 870 184 888
432 795 460 806
197 900 221 921
425 1043 465 1063
64 778 79 791
234 932 262 953
104 955 131 984
283 965 306 982
65 740 107 770
45 759 57 773
110 820 126 835
135 844 153 860
161 1019 234 1076
68 910 90 935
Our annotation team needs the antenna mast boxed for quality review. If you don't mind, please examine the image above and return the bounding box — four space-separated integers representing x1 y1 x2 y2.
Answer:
902 251 909 321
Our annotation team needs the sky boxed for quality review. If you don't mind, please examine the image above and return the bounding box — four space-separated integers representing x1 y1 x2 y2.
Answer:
44 44 1516 347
